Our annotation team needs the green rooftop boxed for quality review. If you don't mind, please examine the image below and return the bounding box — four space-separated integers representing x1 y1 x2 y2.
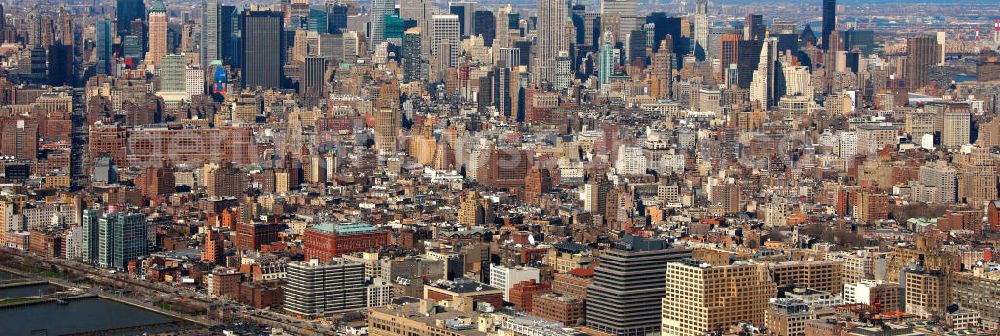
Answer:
312 223 378 235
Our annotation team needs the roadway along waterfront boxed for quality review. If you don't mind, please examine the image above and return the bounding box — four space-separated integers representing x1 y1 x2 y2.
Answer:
0 248 325 335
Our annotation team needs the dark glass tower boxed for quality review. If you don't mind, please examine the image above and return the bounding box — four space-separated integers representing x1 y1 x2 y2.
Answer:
96 19 113 75
241 11 284 89
473 10 495 47
327 2 348 34
220 5 240 68
822 0 836 50
115 0 146 39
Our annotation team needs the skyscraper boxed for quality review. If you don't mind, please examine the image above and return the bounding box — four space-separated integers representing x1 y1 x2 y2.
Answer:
535 0 568 85
737 39 764 89
822 0 836 50
146 0 168 66
241 10 284 89
473 10 495 46
745 14 765 42
370 0 395 47
326 2 348 34
96 19 113 75
301 56 326 98
402 27 423 82
494 5 512 49
905 35 938 90
448 1 475 38
943 111 971 148
598 31 616 90
82 208 102 263
431 14 460 68
47 43 72 86
201 0 221 65
601 0 637 43
374 107 400 154
693 0 708 60
554 51 572 91
221 5 241 67
586 236 692 335
749 37 780 108
400 0 432 53
115 0 145 39
160 54 187 94
97 209 149 270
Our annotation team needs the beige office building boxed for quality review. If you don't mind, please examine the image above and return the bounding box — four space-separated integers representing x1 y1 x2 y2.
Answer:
661 261 777 336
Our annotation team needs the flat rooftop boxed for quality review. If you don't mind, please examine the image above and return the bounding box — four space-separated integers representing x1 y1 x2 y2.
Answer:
311 222 379 235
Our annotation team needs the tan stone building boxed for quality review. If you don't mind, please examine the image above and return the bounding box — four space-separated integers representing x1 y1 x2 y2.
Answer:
661 261 777 336
368 299 487 336
768 260 843 295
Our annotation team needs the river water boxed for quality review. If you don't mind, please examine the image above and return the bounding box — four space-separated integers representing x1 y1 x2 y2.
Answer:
0 270 189 335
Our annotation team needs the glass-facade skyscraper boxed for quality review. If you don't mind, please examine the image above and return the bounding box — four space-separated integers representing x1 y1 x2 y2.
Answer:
96 19 113 75
115 0 146 39
241 10 284 89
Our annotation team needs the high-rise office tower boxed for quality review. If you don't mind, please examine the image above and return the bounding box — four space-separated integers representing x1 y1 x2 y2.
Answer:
598 31 616 90
693 0 708 60
535 0 568 85
497 47 520 69
201 0 221 65
146 0 168 66
627 29 647 66
283 259 366 318
473 10 495 46
59 7 73 47
737 39 764 89
494 5 512 49
221 5 241 67
47 45 71 86
97 209 149 270
905 35 938 90
96 19 113 75
745 14 765 42
782 65 812 97
2 121 38 161
448 1 475 38
308 8 328 33
0 5 5 43
160 54 187 93
242 10 285 89
602 0 637 44
586 236 692 335
822 0 836 50
431 14 460 68
749 38 771 109
943 111 971 148
122 35 146 61
302 57 326 98
370 0 395 47
82 208 102 263
402 28 423 82
719 33 740 78
651 40 673 99
116 0 146 39
400 0 432 54
492 68 513 117
555 51 572 91
326 2 348 34
661 260 777 336
843 28 874 55
374 107 400 154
